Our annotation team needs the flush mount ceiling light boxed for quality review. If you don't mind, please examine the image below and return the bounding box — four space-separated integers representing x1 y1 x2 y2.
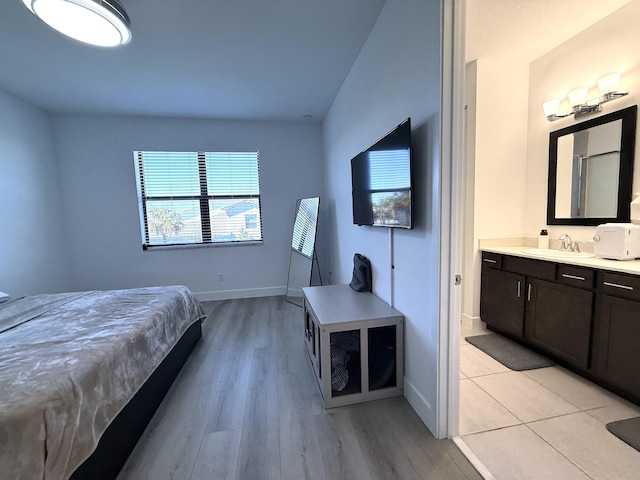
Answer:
22 0 131 47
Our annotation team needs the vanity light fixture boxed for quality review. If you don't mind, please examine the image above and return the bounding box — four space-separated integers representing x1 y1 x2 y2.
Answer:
22 0 131 47
543 73 628 122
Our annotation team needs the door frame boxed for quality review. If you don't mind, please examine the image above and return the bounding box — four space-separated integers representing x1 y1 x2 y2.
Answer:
438 0 466 438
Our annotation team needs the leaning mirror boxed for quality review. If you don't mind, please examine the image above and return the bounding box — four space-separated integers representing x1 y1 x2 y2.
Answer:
286 197 320 306
547 105 637 225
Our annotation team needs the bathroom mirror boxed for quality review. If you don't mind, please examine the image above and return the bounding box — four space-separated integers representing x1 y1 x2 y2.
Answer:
285 197 320 306
547 105 637 225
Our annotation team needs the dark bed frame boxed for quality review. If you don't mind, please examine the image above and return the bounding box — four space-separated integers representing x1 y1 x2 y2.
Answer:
70 320 202 480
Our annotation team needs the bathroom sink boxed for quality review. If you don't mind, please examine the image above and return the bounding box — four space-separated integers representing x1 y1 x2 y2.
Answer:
521 248 595 259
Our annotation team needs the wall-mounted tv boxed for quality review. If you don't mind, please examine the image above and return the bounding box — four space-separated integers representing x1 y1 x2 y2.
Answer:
351 118 412 228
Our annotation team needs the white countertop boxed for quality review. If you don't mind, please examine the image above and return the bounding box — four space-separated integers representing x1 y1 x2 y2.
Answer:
481 245 640 275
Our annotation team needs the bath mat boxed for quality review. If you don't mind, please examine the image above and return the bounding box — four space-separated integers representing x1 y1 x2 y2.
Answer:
465 334 554 371
607 417 640 452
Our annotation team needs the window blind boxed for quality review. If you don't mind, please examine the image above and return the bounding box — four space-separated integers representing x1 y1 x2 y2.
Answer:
134 150 262 248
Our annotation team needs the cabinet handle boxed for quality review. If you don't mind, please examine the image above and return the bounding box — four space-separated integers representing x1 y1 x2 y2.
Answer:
483 258 497 264
527 284 532 301
562 273 586 281
603 281 634 291
517 281 521 298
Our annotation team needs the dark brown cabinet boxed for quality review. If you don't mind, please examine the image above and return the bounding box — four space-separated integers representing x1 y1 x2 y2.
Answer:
481 252 594 370
594 293 640 400
480 268 525 338
480 251 640 405
525 279 593 369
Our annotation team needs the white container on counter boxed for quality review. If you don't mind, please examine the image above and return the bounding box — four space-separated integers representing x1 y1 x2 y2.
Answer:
538 229 549 249
594 223 640 260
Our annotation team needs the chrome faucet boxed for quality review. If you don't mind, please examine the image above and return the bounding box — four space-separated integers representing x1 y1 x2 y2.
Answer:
559 234 584 252
559 234 572 251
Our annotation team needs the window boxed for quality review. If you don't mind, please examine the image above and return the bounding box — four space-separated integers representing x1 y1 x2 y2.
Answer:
134 151 263 248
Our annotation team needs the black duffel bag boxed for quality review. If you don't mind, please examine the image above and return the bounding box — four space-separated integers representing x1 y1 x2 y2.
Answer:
349 253 372 292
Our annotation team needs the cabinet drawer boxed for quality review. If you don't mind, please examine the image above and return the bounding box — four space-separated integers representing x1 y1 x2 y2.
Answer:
503 255 556 280
601 272 640 301
557 265 595 289
482 252 502 269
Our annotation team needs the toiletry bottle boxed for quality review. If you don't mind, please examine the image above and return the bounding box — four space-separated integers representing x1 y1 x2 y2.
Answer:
538 229 549 249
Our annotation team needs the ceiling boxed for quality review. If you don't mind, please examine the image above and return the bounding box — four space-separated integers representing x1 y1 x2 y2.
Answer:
0 1 633 123
0 0 386 121
466 0 633 63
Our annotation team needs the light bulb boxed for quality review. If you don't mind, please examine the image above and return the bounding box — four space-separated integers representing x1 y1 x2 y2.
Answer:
568 88 588 107
598 73 621 95
542 99 560 117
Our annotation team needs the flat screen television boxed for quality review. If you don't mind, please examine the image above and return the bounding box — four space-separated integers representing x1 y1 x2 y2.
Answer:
351 118 412 228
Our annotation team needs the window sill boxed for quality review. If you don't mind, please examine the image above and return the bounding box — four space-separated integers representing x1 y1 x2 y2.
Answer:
142 240 263 251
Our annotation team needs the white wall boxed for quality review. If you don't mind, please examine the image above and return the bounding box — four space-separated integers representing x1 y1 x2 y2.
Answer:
462 59 530 322
462 61 478 321
474 59 529 241
323 0 443 433
0 91 71 295
526 0 640 242
52 114 324 298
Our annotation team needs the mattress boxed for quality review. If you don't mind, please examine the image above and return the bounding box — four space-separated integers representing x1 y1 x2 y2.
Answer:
0 285 205 480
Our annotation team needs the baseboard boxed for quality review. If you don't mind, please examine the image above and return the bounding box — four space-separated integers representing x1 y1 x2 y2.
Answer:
403 377 437 436
461 313 483 329
194 286 286 301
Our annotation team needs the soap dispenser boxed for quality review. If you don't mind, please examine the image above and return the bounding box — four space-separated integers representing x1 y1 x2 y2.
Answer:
538 229 549 249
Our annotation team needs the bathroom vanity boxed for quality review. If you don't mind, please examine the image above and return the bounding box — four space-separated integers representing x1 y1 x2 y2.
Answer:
481 246 640 405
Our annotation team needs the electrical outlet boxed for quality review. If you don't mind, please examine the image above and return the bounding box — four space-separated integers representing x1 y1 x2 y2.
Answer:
218 273 224 281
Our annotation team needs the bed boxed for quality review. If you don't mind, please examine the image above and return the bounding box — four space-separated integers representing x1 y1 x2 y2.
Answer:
0 285 205 480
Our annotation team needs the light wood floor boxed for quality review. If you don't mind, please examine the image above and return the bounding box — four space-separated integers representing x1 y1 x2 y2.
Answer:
117 296 481 480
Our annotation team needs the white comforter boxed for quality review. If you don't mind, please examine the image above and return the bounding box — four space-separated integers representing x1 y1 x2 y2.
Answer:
0 285 205 480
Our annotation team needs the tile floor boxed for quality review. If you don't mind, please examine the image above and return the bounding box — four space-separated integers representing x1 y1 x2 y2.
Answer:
459 324 640 480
